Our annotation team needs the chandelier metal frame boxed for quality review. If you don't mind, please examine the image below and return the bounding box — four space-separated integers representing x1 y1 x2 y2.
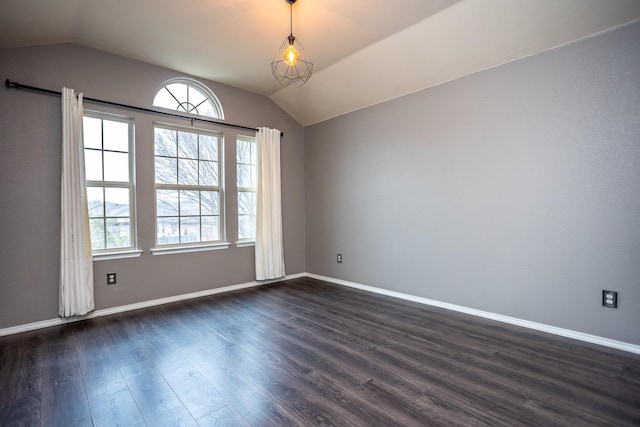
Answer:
271 0 313 88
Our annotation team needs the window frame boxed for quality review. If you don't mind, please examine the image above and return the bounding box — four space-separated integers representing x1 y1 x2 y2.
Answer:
152 122 227 252
152 77 225 120
236 134 258 244
83 110 139 258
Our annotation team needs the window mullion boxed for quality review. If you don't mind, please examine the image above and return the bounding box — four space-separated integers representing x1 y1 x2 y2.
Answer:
156 183 218 192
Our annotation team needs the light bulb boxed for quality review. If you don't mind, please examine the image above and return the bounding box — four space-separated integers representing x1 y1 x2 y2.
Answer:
283 44 299 67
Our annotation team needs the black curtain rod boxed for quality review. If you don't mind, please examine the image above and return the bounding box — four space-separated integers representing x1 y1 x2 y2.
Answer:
5 79 282 136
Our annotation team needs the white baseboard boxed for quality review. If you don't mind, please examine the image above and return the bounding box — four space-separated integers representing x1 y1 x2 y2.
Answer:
0 273 305 337
305 273 640 355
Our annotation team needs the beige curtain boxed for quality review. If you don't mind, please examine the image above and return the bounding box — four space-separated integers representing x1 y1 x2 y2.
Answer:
255 127 286 280
59 87 95 317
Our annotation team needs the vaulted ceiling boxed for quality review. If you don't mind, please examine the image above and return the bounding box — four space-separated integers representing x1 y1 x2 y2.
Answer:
1 0 639 126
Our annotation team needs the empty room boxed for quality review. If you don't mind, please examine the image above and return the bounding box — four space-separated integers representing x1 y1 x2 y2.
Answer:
1 0 639 425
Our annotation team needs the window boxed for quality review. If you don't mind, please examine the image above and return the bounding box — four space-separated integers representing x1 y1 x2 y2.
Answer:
153 78 224 119
237 136 257 241
154 124 223 247
83 112 135 252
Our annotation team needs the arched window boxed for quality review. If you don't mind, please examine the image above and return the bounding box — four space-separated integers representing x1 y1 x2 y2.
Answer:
153 78 224 119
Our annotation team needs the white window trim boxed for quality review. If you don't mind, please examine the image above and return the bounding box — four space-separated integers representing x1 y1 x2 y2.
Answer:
93 250 143 261
151 243 231 256
235 241 255 248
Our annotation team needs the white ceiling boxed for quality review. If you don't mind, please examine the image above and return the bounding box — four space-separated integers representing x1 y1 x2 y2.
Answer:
1 0 639 126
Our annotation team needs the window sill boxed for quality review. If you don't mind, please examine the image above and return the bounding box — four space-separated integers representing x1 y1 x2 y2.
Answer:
235 241 255 248
93 250 143 261
151 243 231 256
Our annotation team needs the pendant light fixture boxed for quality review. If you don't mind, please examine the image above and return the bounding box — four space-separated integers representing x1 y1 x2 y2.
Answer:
271 0 313 88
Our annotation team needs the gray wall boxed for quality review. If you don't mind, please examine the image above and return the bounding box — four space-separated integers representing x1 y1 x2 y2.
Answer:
0 44 305 329
305 21 640 345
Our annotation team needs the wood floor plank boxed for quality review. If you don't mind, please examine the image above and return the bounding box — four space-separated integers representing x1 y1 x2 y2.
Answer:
75 330 129 403
216 319 404 426
0 331 45 425
151 345 230 420
1 277 639 426
39 357 92 427
163 300 236 353
89 388 146 427
119 361 199 427
216 345 370 426
224 290 524 424
490 350 640 424
196 404 250 427
622 365 640 385
181 343 305 426
521 397 602 427
301 368 422 426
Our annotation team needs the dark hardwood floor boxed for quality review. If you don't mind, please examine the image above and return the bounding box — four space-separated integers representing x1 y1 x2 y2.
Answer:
1 277 639 426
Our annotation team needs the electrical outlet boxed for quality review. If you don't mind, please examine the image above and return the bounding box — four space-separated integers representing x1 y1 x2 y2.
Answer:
337 254 342 264
602 290 617 308
107 273 117 285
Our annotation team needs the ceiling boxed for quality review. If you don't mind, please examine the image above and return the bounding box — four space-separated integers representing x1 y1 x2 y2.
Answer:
1 0 639 126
